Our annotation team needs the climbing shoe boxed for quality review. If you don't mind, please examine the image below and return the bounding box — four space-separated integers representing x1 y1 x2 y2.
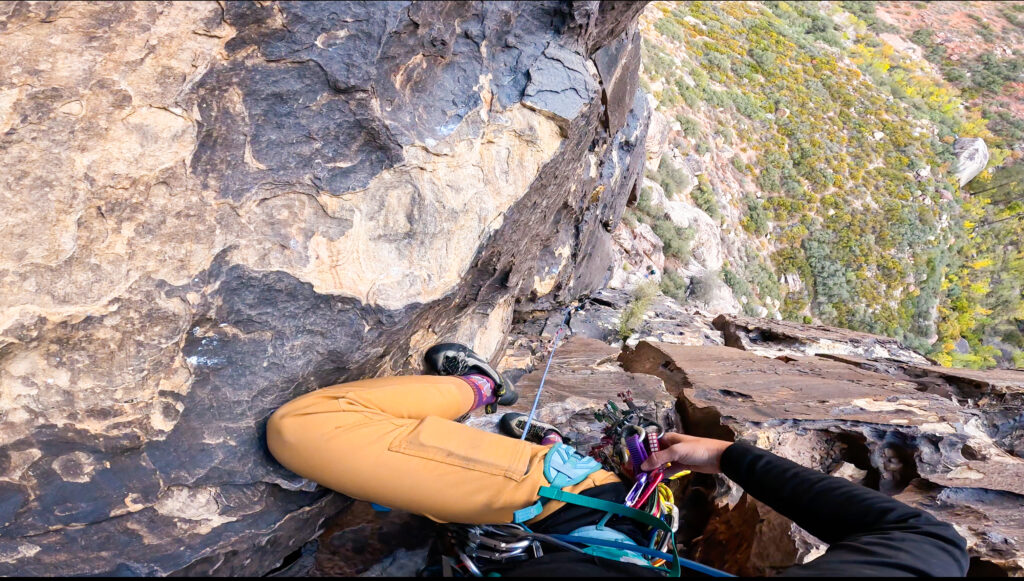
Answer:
499 412 565 444
423 343 518 413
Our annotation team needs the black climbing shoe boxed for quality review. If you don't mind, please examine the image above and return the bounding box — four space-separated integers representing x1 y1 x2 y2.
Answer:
499 412 564 444
423 343 518 413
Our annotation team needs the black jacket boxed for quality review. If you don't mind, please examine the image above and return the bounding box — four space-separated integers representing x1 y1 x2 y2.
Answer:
506 443 969 577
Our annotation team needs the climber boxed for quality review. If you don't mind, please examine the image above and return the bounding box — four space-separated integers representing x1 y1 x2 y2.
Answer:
266 343 969 577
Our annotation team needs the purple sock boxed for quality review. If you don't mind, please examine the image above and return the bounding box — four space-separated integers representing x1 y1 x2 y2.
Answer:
540 430 563 446
460 373 496 410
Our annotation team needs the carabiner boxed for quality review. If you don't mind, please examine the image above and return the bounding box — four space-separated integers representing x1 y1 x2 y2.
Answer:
625 471 648 506
456 549 482 577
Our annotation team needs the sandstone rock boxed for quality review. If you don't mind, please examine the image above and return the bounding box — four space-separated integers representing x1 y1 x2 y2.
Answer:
0 1 651 575
820 354 1024 460
309 502 433 577
692 493 810 577
896 480 1024 576
513 289 722 353
592 22 643 134
953 137 990 187
954 337 971 354
523 43 600 131
713 314 931 363
689 271 743 315
646 184 725 275
685 153 705 175
644 109 672 171
631 295 726 346
607 222 665 291
643 176 671 205
620 343 959 431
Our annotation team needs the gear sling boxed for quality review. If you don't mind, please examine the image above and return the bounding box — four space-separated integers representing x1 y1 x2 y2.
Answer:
502 442 729 578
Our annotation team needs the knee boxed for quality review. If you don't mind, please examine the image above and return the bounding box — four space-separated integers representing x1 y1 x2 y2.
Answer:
265 404 298 466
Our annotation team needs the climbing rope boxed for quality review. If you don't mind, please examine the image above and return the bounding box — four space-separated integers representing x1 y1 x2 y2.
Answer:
520 305 575 440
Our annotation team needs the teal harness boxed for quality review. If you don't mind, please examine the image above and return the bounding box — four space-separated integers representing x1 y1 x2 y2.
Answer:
508 443 731 578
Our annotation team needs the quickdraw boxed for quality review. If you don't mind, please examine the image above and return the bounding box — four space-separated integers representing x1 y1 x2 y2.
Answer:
569 389 713 575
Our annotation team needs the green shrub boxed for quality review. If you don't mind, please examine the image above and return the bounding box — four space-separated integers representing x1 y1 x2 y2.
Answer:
748 261 782 303
655 16 688 44
677 115 701 138
742 196 769 235
660 268 689 303
651 217 694 262
749 48 777 72
618 280 660 340
731 156 748 175
702 88 731 108
693 177 721 221
722 267 752 297
838 1 897 33
679 84 701 107
1003 8 1023 28
727 90 765 120
653 155 693 198
702 51 731 72
688 269 725 304
641 41 676 81
973 19 996 43
636 186 657 217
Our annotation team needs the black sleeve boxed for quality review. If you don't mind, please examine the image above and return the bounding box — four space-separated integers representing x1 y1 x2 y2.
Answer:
720 443 969 577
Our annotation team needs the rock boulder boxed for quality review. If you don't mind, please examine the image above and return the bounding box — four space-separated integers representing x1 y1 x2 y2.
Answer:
713 314 932 363
952 137 990 187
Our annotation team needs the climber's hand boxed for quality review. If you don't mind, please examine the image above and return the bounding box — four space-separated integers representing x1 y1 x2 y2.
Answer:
641 432 732 476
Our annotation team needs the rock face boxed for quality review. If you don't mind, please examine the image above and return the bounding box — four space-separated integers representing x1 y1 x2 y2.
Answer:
952 137 990 186
640 178 739 314
643 106 672 172
652 192 724 274
820 354 1024 459
516 288 724 347
713 313 931 363
0 1 650 575
607 221 665 290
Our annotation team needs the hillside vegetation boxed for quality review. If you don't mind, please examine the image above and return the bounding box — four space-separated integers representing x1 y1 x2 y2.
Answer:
638 0 1023 368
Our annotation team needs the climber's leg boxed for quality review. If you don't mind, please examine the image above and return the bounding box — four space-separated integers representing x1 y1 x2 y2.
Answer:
266 375 619 524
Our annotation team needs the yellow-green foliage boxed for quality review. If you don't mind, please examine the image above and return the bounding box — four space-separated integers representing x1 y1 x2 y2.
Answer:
641 1 1022 367
618 281 661 340
932 165 1024 367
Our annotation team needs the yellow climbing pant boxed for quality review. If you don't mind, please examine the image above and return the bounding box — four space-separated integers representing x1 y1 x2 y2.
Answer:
266 375 621 524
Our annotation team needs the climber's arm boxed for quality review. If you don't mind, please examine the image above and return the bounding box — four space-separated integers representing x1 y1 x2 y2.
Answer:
721 442 968 576
643 435 969 577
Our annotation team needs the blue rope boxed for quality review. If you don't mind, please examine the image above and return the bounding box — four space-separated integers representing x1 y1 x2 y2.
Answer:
520 308 572 440
549 534 734 577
